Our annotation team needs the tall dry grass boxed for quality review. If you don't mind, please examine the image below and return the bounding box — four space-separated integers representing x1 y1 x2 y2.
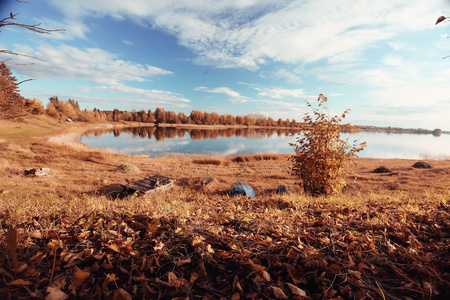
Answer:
230 154 289 163
192 157 230 166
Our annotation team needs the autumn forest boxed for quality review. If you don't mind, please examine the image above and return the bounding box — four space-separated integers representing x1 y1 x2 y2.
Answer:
1 63 299 128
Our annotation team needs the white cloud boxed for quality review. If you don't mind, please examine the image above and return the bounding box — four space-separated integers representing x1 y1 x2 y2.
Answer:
6 44 173 84
305 64 359 87
348 62 450 128
46 0 444 70
255 87 305 99
274 69 303 84
194 86 247 99
123 40 134 46
81 83 190 104
362 67 449 106
328 51 363 64
381 54 403 67
1 44 191 109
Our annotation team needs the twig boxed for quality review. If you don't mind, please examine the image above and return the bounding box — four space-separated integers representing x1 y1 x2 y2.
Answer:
323 274 338 297
0 50 46 62
49 245 58 283
17 78 34 85
375 280 387 300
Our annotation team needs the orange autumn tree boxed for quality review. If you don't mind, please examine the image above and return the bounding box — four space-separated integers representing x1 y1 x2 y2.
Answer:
0 63 25 119
290 94 366 195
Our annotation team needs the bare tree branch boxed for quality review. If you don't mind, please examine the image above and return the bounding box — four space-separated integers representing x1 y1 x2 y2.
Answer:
0 50 45 62
0 2 65 64
17 78 34 85
0 19 64 34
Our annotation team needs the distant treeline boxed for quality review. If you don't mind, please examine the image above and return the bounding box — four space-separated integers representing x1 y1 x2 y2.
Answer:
2 63 295 127
46 96 301 128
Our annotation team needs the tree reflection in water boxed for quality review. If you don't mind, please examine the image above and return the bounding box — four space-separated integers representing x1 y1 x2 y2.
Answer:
83 126 299 142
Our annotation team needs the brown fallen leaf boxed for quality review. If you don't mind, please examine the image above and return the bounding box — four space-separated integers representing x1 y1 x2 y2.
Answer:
49 277 67 290
231 292 240 300
103 273 118 288
262 270 271 282
168 271 189 287
68 267 90 290
190 272 199 284
154 241 165 251
271 286 287 299
46 287 69 300
436 16 447 25
109 243 121 253
14 262 28 274
30 251 46 261
112 288 132 300
88 211 96 225
121 245 133 255
168 271 177 285
7 279 32 286
287 283 307 296
328 263 341 274
348 269 362 280
206 244 214 253
251 263 266 272
175 257 192 266
30 229 43 239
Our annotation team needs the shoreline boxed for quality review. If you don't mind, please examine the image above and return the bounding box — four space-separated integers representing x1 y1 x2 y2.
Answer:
47 122 145 147
46 121 449 160
46 122 301 148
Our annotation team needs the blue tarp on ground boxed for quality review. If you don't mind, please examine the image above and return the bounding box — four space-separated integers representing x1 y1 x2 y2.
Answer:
229 182 255 197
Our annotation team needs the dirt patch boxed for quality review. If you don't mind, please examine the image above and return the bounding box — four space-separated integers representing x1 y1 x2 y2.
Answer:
112 163 141 174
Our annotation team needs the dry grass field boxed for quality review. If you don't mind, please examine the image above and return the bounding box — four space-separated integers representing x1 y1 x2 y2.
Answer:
0 116 449 299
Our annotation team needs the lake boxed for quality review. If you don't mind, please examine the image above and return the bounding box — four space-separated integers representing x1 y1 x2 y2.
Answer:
81 126 450 160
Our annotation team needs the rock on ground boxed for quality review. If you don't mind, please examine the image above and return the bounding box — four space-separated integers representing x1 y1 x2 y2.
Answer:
112 163 141 174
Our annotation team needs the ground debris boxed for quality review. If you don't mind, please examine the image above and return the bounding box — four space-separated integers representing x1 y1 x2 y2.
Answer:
24 167 50 176
1 197 449 300
372 166 392 173
112 163 141 174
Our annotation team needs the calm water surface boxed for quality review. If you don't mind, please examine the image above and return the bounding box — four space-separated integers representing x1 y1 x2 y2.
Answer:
81 127 450 159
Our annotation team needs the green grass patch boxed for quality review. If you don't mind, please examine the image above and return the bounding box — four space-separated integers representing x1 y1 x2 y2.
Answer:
0 115 62 141
0 126 56 140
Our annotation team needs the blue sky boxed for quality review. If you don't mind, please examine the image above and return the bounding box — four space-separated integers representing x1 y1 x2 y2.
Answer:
1 0 450 130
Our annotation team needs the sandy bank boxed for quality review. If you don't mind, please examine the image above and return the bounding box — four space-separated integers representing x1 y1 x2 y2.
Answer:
47 122 143 147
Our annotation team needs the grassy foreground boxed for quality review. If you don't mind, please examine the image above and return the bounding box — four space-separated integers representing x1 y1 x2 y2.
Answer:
0 116 449 299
